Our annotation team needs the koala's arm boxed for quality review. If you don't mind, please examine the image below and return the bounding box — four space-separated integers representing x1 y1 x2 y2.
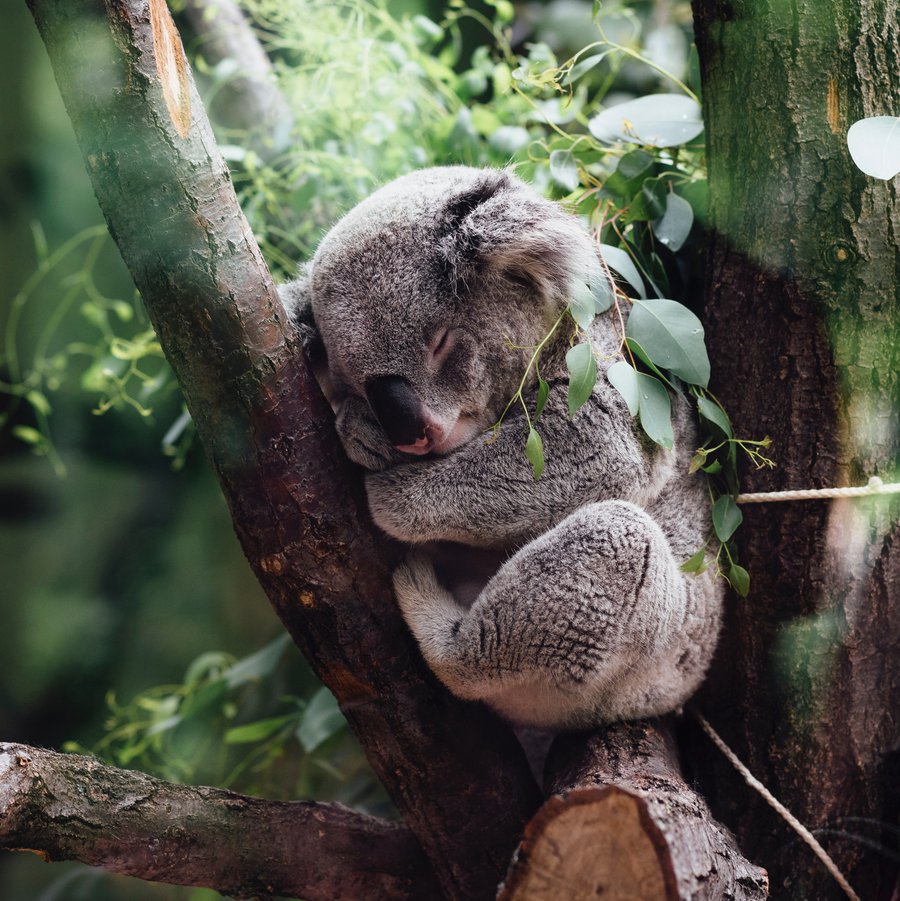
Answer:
366 365 674 547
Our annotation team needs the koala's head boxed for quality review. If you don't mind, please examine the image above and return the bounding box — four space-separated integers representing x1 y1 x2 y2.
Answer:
308 166 596 456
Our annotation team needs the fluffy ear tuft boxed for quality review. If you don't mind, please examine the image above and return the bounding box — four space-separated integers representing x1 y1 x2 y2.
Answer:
438 172 597 306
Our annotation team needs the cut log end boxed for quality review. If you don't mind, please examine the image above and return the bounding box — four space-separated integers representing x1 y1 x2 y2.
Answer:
499 786 677 901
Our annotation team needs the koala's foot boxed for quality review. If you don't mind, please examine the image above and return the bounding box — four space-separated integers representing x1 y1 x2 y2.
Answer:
393 552 466 653
393 500 722 729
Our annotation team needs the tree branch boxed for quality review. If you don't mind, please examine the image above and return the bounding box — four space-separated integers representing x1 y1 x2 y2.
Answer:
0 742 441 901
181 0 293 156
499 720 769 900
24 1 541 897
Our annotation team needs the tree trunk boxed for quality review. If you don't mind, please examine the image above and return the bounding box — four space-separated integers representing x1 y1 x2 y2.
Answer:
23 2 541 897
692 1 900 898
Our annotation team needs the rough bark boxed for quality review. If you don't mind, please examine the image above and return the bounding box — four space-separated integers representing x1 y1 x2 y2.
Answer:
499 720 769 901
0 742 441 901
24 2 541 898
692 1 900 898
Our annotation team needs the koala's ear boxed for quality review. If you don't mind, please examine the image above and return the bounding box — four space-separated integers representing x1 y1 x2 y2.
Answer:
278 264 325 365
439 170 596 304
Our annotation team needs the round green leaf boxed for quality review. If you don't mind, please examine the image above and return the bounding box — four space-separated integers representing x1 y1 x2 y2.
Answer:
627 299 710 387
566 342 597 416
712 495 743 542
635 372 674 448
588 94 704 147
607 360 640 416
653 193 694 251
847 116 900 180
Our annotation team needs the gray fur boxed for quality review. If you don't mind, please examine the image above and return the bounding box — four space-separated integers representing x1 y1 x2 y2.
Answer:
280 166 723 730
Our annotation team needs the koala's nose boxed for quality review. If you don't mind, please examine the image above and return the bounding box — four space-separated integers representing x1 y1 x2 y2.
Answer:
364 375 429 447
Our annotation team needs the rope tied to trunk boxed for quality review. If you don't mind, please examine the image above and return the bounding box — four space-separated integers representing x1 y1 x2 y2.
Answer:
737 475 900 504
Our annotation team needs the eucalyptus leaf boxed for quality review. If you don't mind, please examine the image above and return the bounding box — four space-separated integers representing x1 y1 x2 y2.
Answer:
635 178 667 221
627 299 710 387
607 360 640 415
680 546 708 574
550 149 580 191
604 149 655 198
534 377 550 421
712 495 743 542
847 116 900 180
563 51 610 85
653 192 694 251
588 94 704 147
728 564 750 597
226 633 292 688
225 714 298 745
599 244 646 299
525 427 545 479
566 342 597 416
697 396 733 438
12 425 43 446
635 372 674 448
568 281 596 329
489 125 530 155
25 390 51 416
625 338 677 390
588 256 614 313
296 687 346 753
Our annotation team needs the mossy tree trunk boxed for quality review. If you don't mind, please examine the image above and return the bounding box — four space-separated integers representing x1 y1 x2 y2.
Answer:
692 1 900 898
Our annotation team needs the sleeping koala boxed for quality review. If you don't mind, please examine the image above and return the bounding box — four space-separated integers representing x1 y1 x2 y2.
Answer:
280 166 723 730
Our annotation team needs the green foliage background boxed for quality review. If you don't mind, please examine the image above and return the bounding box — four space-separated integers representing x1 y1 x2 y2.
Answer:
0 0 712 897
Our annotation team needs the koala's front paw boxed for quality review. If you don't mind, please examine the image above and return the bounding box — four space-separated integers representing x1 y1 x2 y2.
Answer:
335 396 402 472
367 468 433 542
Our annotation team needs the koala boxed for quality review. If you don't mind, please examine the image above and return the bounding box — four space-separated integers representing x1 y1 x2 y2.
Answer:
280 166 723 730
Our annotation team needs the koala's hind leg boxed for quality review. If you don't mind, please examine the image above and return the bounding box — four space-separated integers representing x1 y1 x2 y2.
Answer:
393 500 719 729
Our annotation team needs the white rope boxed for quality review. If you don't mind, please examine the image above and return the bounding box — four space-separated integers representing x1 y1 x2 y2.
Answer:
737 475 900 504
694 712 861 901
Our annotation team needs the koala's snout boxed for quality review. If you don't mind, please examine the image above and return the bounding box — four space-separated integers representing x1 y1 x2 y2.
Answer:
365 375 437 451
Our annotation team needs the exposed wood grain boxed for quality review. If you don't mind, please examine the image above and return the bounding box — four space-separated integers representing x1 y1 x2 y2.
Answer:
500 721 769 901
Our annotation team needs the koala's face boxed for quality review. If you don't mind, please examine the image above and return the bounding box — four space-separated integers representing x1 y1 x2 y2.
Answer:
309 167 594 457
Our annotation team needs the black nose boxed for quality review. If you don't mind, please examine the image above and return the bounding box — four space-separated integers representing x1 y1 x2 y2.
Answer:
364 376 428 446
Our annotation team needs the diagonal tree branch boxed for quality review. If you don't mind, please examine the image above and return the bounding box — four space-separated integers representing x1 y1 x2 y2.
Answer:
23 1 542 897
0 742 442 901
